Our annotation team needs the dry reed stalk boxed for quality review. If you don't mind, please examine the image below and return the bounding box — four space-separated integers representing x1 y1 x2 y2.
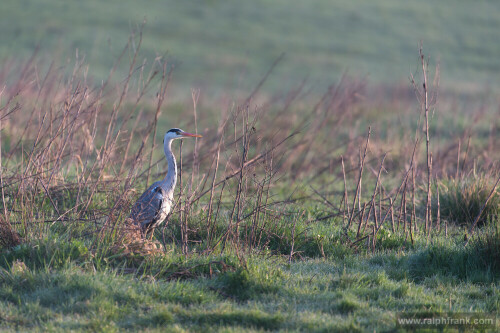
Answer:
206 137 222 246
379 186 382 230
358 149 363 214
404 183 412 243
411 46 437 238
373 196 382 235
356 202 367 238
410 45 439 239
347 127 371 230
256 153 274 249
427 153 433 242
436 180 441 232
461 136 471 179
401 179 408 234
365 153 386 232
422 55 432 237
190 89 201 192
289 214 297 264
178 141 187 254
412 165 418 233
389 197 395 233
341 155 349 227
371 225 376 253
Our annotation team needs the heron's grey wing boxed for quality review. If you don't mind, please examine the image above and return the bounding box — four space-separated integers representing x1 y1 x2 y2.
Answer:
129 185 164 230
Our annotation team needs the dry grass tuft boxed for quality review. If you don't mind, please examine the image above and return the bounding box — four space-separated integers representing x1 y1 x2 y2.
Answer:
0 218 21 249
437 175 500 227
109 219 164 257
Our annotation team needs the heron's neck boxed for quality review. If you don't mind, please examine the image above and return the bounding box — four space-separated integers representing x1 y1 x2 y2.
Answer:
161 140 177 194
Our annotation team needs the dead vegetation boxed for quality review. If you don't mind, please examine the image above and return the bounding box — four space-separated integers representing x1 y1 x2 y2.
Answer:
0 35 499 259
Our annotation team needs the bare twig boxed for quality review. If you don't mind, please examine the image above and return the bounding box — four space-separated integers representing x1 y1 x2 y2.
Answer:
347 127 371 230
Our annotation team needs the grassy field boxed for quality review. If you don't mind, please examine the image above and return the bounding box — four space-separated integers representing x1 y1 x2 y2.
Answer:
1 234 499 331
2 0 500 94
1 2 500 332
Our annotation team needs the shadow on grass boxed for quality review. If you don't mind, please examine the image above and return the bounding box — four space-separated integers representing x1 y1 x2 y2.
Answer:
182 309 285 331
407 235 500 283
214 267 281 302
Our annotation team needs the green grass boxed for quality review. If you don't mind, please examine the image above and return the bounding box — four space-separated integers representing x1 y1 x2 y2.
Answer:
2 0 500 94
1 230 499 332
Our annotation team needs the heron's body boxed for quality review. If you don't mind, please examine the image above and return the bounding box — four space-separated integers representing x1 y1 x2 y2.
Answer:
129 182 172 234
129 128 201 237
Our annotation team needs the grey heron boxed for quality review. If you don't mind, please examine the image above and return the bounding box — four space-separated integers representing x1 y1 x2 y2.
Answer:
129 128 202 237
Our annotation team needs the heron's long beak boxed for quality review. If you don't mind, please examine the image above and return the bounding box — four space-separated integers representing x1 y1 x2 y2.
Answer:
181 132 202 138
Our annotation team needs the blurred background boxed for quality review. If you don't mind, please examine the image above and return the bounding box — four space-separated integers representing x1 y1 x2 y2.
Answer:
2 0 499 97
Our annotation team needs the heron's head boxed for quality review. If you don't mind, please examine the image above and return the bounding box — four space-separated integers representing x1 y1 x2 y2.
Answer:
164 128 202 143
